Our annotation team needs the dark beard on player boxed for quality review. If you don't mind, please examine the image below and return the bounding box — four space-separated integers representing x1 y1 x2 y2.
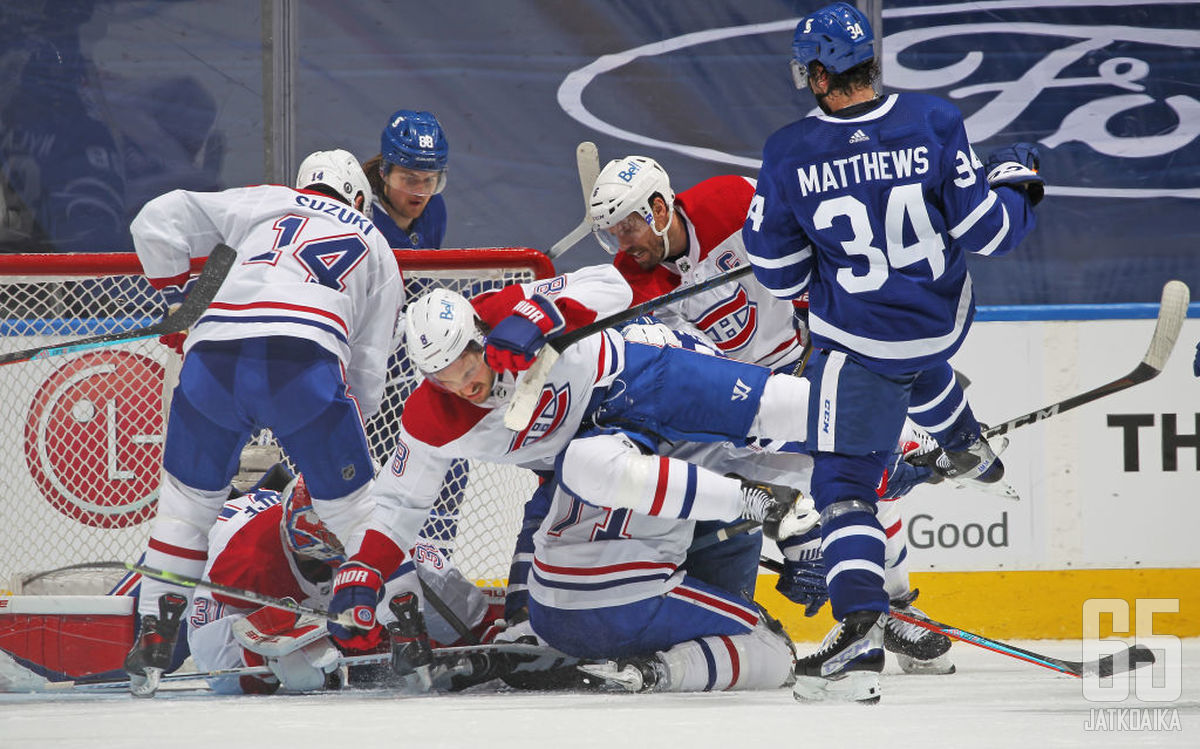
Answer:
813 89 833 114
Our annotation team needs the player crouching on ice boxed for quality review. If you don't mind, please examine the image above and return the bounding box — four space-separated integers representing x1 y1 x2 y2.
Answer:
186 465 501 694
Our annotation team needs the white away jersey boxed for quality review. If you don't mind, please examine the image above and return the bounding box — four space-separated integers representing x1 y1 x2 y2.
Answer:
131 184 404 418
614 175 803 371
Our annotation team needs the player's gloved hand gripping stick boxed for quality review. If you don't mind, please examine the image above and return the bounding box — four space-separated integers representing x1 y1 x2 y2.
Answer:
502 264 753 430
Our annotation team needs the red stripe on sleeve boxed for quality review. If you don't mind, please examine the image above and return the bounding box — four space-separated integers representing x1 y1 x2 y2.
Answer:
648 456 670 516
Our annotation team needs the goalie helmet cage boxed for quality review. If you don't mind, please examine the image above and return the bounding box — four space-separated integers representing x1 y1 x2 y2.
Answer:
0 248 553 594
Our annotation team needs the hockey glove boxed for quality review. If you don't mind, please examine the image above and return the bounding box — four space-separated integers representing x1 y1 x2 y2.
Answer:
985 142 1045 206
878 446 935 499
1193 341 1199 378
484 293 565 373
151 274 197 355
775 525 828 617
328 561 385 650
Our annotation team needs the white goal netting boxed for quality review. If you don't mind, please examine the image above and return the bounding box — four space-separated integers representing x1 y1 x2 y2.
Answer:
0 248 552 594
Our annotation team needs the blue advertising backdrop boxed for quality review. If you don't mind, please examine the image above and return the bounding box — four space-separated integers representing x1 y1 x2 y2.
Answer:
0 1 1195 304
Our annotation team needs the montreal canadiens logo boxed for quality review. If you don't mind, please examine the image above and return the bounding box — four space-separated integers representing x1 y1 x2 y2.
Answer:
23 351 164 528
695 286 758 353
510 384 571 452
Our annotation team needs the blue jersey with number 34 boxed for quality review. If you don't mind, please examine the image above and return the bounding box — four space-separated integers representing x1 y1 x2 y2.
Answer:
743 93 1036 374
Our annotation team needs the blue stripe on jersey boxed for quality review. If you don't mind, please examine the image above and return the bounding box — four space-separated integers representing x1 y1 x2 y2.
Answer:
530 567 673 592
679 463 698 519
196 314 349 344
697 637 718 691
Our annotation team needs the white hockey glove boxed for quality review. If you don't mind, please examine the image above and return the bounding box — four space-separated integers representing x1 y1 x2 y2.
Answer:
233 605 340 693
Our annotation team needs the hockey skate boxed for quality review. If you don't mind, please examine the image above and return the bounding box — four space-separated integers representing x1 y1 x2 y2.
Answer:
123 592 188 697
885 590 955 675
738 479 818 541
904 425 1019 500
792 609 885 704
576 654 669 693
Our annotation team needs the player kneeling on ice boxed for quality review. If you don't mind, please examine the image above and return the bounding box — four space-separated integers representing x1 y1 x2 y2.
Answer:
324 275 822 691
186 466 498 694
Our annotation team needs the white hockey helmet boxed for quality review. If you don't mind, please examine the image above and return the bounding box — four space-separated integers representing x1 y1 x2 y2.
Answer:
588 155 675 254
295 149 373 219
405 288 485 375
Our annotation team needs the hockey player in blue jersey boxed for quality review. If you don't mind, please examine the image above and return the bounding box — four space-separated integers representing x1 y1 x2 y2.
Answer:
363 109 449 249
743 3 1043 703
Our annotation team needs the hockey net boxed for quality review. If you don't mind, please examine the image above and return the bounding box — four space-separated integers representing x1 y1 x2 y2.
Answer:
0 248 554 595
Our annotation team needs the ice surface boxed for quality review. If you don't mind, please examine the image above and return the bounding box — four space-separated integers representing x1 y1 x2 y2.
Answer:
2 639 1196 749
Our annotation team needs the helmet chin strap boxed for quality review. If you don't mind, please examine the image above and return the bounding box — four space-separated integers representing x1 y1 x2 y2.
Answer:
651 204 675 259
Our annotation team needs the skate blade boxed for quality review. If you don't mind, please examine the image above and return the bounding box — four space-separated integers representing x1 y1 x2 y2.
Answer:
896 652 956 675
128 667 162 698
792 670 880 704
576 662 643 692
950 476 1021 501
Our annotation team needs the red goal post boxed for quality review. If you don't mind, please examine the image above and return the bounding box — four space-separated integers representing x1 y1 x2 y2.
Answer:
0 247 554 594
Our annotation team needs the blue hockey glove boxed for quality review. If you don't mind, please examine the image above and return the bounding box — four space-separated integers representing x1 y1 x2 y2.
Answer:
328 561 384 650
485 293 565 373
1193 341 1199 378
986 142 1045 206
880 447 935 499
156 274 197 311
775 525 828 617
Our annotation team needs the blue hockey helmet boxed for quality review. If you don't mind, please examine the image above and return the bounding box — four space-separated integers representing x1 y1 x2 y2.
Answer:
380 109 448 175
790 2 875 88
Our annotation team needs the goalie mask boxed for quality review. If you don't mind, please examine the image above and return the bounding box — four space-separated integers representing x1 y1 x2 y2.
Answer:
589 156 675 255
295 149 373 219
282 476 345 565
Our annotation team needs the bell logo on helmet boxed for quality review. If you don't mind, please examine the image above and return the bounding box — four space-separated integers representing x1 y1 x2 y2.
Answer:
618 160 642 182
438 300 455 320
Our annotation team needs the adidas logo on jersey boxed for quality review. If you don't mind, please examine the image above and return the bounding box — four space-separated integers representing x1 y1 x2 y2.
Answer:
849 129 870 144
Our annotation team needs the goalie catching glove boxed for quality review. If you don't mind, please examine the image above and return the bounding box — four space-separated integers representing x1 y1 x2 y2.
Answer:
232 605 341 693
985 142 1045 206
484 293 565 373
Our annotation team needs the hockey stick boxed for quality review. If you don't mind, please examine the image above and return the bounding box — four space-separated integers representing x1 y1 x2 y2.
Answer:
547 141 601 259
45 643 572 691
757 557 1156 678
0 243 237 367
912 279 1190 466
127 562 359 629
503 264 754 429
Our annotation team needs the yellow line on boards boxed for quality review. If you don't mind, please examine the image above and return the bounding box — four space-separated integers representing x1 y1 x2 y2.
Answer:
755 568 1200 643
